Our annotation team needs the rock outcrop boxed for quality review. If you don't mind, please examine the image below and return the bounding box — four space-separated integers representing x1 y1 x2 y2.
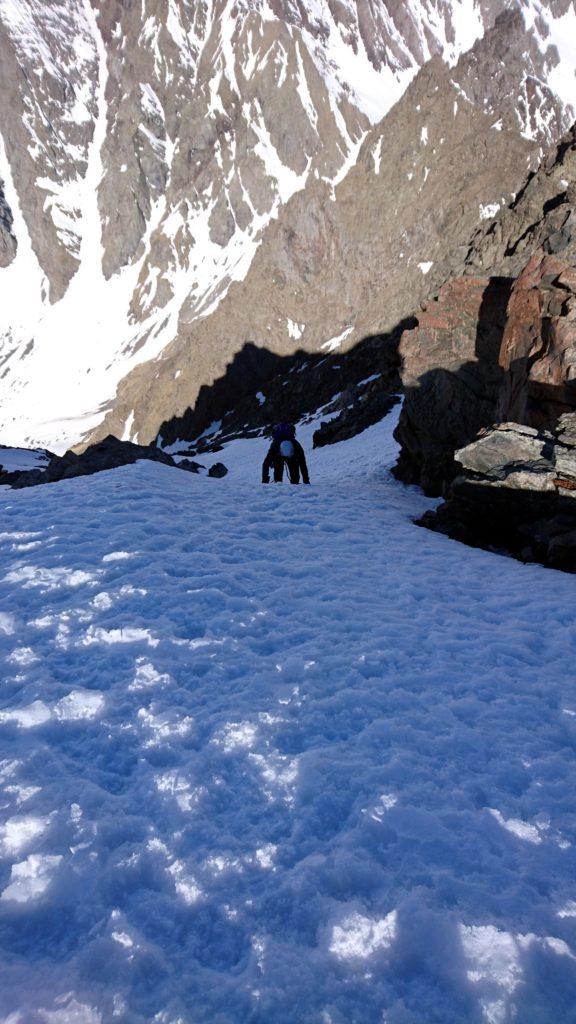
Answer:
393 119 576 570
497 250 576 426
420 419 576 572
0 182 16 268
156 325 403 458
395 122 576 496
0 435 222 489
393 276 511 495
464 123 576 280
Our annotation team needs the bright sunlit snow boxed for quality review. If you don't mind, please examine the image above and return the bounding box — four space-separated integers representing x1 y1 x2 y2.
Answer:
0 408 575 1022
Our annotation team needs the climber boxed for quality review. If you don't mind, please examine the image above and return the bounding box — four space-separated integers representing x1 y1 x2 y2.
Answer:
262 423 310 484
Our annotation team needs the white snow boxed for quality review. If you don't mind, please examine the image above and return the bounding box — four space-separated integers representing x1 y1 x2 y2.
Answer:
1 853 62 903
418 260 433 274
287 318 305 340
0 406 575 1021
480 201 502 221
488 807 544 845
0 611 16 634
523 0 576 123
329 909 397 961
321 326 353 352
372 136 383 175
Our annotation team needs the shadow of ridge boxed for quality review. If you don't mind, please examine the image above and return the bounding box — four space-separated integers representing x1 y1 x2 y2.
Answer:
157 317 416 452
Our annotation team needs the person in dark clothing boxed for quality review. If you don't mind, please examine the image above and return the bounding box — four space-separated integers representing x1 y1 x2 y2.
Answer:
262 424 310 484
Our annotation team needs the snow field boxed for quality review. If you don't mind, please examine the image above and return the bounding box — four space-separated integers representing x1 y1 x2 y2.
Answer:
0 411 575 1023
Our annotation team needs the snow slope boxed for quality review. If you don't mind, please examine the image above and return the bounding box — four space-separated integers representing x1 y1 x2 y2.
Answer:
0 409 575 1023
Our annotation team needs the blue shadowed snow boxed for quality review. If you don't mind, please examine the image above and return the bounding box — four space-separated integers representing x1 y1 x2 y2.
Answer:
0 408 575 1024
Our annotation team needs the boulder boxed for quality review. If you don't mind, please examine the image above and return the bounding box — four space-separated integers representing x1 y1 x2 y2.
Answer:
208 462 228 479
176 459 204 474
420 419 576 572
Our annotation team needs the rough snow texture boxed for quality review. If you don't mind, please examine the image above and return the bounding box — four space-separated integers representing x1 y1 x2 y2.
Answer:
0 0 575 451
0 409 575 1022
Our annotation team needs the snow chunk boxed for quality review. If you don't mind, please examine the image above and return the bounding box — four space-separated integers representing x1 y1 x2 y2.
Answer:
480 201 501 221
1 853 62 903
254 844 277 869
6 646 38 666
168 859 202 905
418 261 433 274
488 808 543 844
0 701 51 728
53 690 105 721
129 658 171 691
102 550 133 562
215 721 258 752
1 814 51 856
3 566 97 591
330 910 397 960
138 707 194 745
0 612 16 635
81 626 159 647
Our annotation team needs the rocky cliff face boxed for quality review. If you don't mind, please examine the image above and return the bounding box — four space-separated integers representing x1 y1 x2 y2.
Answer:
393 118 576 571
0 0 574 451
394 121 576 494
394 275 511 494
497 249 576 425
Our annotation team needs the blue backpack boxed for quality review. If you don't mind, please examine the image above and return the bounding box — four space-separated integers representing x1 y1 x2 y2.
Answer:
273 424 296 459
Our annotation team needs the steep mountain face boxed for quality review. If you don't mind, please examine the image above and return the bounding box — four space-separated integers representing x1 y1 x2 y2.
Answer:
0 0 574 451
